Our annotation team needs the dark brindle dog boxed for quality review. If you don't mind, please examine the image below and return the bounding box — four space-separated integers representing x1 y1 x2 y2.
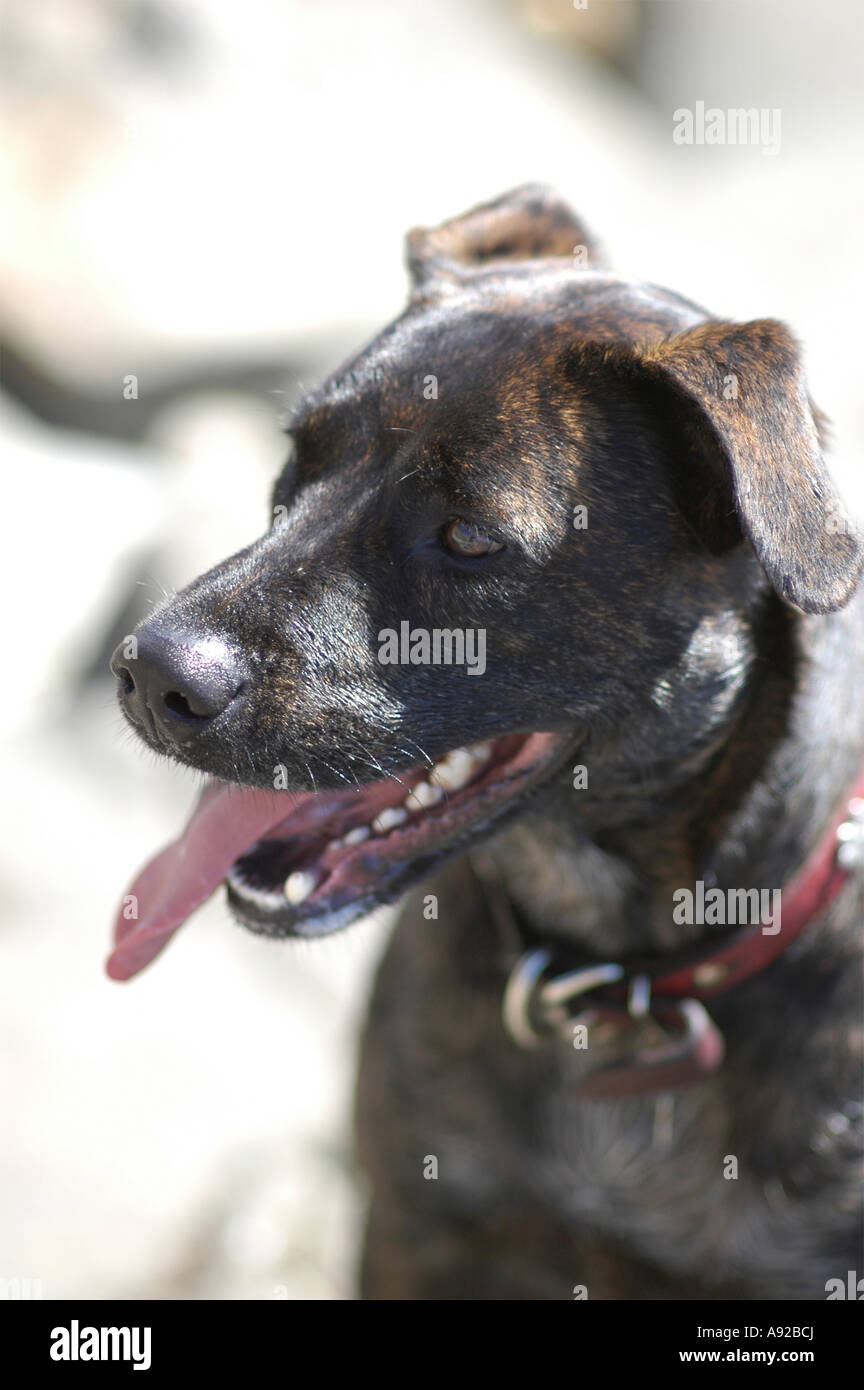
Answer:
109 187 864 1300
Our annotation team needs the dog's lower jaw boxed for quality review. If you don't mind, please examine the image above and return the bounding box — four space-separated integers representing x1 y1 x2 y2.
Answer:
222 729 581 940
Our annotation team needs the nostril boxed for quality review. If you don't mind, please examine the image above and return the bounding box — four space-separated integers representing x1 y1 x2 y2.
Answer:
162 674 245 723
113 628 249 744
161 685 245 722
114 665 136 696
163 690 200 721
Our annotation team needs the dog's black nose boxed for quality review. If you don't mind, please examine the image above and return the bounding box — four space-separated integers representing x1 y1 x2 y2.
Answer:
110 625 248 746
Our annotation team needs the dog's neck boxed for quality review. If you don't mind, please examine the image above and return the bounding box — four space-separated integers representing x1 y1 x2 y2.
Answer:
487 594 864 958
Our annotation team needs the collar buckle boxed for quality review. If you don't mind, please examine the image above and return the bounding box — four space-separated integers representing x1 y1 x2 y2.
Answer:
502 948 726 1099
502 948 623 1048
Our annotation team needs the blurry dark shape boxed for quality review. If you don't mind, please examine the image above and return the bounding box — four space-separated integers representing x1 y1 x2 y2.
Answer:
116 0 199 70
0 0 200 80
521 0 642 74
0 336 316 444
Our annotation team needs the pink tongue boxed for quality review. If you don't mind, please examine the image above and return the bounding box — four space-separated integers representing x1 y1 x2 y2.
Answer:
106 781 309 981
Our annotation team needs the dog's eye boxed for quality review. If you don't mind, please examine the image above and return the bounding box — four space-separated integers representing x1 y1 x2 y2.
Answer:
441 519 504 557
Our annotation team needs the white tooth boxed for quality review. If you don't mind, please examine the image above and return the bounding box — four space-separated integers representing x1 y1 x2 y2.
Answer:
467 741 492 762
405 780 445 811
283 870 318 905
371 806 408 834
343 826 371 845
225 867 285 908
429 748 478 791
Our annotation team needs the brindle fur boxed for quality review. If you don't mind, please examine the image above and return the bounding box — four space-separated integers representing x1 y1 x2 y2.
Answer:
122 187 864 1299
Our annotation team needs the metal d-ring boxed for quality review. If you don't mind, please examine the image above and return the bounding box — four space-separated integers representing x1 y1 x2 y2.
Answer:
502 948 554 1049
503 949 624 1049
627 973 651 1019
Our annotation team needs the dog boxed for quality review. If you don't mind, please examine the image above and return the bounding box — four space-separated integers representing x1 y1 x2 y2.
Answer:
109 186 864 1300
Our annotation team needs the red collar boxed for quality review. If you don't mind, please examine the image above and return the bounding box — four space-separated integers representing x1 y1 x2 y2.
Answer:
496 771 864 1099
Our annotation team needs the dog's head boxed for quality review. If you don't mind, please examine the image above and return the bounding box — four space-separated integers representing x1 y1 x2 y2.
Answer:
108 185 862 979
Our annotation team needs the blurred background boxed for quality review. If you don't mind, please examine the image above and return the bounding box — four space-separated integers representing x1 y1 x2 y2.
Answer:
2 0 862 1300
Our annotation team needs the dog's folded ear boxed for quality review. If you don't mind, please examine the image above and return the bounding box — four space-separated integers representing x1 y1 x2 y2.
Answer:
634 319 863 614
407 185 602 295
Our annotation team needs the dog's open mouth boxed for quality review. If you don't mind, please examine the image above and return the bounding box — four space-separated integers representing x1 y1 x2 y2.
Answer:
107 730 571 980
